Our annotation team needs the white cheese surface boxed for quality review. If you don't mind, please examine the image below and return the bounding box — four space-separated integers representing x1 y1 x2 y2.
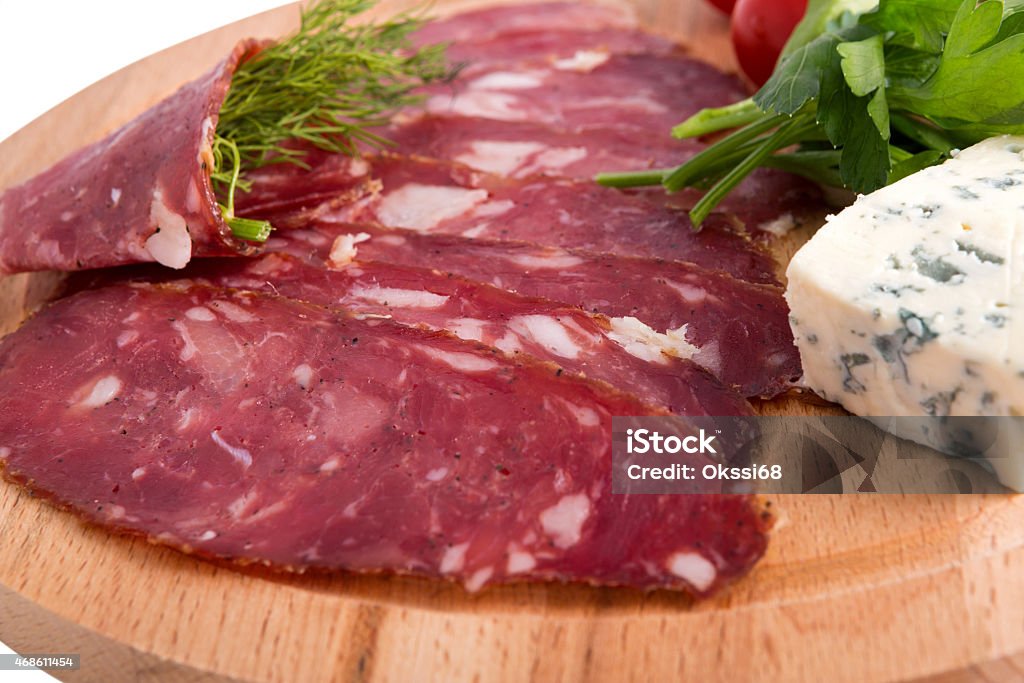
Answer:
786 136 1024 489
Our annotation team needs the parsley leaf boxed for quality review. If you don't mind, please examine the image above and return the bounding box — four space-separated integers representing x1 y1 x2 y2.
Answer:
597 0 1024 228
756 20 870 115
890 1 1024 130
819 36 891 191
837 34 886 96
860 0 961 51
992 1 1024 43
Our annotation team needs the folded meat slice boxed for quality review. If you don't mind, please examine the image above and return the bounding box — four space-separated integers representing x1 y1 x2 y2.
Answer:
0 41 269 275
0 282 770 595
316 155 780 285
421 52 747 134
278 223 801 398
176 252 753 417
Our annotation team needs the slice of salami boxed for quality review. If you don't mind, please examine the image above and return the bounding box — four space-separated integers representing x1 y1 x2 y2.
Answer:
237 141 822 258
318 155 780 285
442 27 678 71
382 114 697 179
379 115 824 228
279 223 801 398
233 153 374 229
412 2 637 46
157 252 753 418
0 282 770 595
421 53 748 134
0 41 263 275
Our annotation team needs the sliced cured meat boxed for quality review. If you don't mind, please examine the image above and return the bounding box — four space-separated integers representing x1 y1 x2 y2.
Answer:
443 28 678 70
233 153 374 228
420 53 748 133
417 3 677 78
278 223 801 398
237 140 823 247
382 114 698 179
325 155 779 285
164 252 754 417
238 142 821 254
0 41 265 275
639 173 829 241
412 2 636 46
0 282 770 594
66 254 755 416
379 115 825 230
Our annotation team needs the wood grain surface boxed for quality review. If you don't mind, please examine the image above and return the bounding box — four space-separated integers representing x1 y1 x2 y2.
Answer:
0 2 1022 681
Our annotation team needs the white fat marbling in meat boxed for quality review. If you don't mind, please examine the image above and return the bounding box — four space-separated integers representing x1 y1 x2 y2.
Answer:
446 318 486 342
292 364 314 390
376 184 490 231
77 375 123 409
440 542 470 574
116 330 139 348
509 315 582 359
454 141 546 176
666 551 717 592
606 316 697 363
349 285 450 309
540 493 591 549
469 71 545 90
185 306 216 322
421 347 499 373
518 147 589 177
210 429 253 468
553 50 611 72
327 232 371 268
145 188 192 269
428 91 526 121
464 566 495 592
508 253 584 269
507 549 538 574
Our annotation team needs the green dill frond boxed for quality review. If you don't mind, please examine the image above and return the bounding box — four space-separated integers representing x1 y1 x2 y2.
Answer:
211 0 452 240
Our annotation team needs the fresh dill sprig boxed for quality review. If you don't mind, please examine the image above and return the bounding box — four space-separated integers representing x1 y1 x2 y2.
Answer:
211 0 452 241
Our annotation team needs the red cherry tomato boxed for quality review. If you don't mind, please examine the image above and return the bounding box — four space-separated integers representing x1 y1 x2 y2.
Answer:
730 0 808 86
707 0 736 15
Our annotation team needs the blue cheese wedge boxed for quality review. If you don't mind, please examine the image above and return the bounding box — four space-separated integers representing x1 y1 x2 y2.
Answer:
785 136 1024 490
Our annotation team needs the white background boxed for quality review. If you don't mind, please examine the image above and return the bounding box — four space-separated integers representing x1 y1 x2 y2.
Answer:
0 0 291 141
0 2 291 677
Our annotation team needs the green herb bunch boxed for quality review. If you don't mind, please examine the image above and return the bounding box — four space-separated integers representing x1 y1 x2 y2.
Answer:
211 0 451 241
597 0 1024 227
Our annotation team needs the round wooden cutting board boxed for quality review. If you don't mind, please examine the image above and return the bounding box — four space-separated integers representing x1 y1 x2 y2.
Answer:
1 2 1022 681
